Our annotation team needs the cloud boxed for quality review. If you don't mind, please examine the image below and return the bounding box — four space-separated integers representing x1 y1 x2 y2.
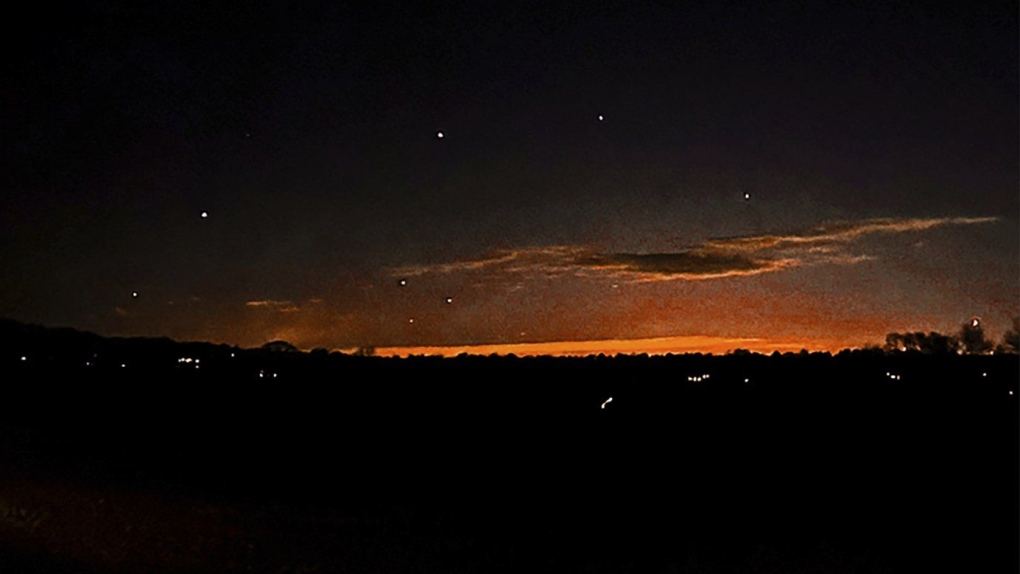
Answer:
394 247 580 277
569 251 797 281
391 216 998 284
704 216 998 252
245 300 301 313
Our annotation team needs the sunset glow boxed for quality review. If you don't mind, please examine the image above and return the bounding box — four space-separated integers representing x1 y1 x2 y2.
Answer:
375 335 855 358
1 1 1014 357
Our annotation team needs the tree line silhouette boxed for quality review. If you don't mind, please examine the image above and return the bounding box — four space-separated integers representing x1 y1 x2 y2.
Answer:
883 316 1018 355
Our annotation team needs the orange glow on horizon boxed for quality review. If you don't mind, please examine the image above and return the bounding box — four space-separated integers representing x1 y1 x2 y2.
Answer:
372 334 861 358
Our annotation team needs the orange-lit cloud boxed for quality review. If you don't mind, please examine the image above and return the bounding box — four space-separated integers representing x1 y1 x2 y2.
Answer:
704 216 998 251
391 216 998 284
245 300 301 313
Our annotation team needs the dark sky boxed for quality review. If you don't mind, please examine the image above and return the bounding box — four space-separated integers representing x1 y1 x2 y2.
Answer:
3 1 1017 353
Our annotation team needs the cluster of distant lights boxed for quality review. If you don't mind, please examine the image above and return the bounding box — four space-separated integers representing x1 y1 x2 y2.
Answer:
18 354 241 369
12 353 1014 396
177 357 201 369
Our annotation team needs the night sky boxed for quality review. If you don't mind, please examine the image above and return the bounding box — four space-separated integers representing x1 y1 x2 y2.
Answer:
3 1 1017 354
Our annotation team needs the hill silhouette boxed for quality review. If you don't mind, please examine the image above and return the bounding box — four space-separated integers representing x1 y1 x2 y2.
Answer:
0 319 1016 573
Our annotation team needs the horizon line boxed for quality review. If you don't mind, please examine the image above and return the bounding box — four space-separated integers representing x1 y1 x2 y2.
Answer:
357 334 867 358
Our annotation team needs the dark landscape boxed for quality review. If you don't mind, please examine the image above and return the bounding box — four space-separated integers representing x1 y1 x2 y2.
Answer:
0 319 1016 573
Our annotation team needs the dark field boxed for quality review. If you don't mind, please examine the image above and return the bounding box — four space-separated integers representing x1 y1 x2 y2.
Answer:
1 322 1017 573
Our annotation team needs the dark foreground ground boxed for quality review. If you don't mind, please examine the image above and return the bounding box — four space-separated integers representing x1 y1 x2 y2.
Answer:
1 321 1017 573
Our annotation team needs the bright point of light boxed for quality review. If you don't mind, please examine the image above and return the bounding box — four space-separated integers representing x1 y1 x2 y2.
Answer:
131 291 138 298
445 297 453 304
399 279 407 286
120 364 126 368
971 318 980 327
200 211 209 219
1010 391 1014 396
743 192 750 200
982 372 987 377
20 356 26 361
408 318 414 324
273 373 277 378
597 114 604 121
436 131 444 139
601 397 613 409
744 378 749 383
230 353 235 358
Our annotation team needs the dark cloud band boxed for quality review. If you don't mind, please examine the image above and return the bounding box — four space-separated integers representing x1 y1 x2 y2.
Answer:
392 216 998 283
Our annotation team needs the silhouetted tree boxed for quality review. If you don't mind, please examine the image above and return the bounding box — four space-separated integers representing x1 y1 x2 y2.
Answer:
354 346 376 357
261 340 299 353
924 332 961 355
958 319 993 355
999 316 1019 354
884 331 959 355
